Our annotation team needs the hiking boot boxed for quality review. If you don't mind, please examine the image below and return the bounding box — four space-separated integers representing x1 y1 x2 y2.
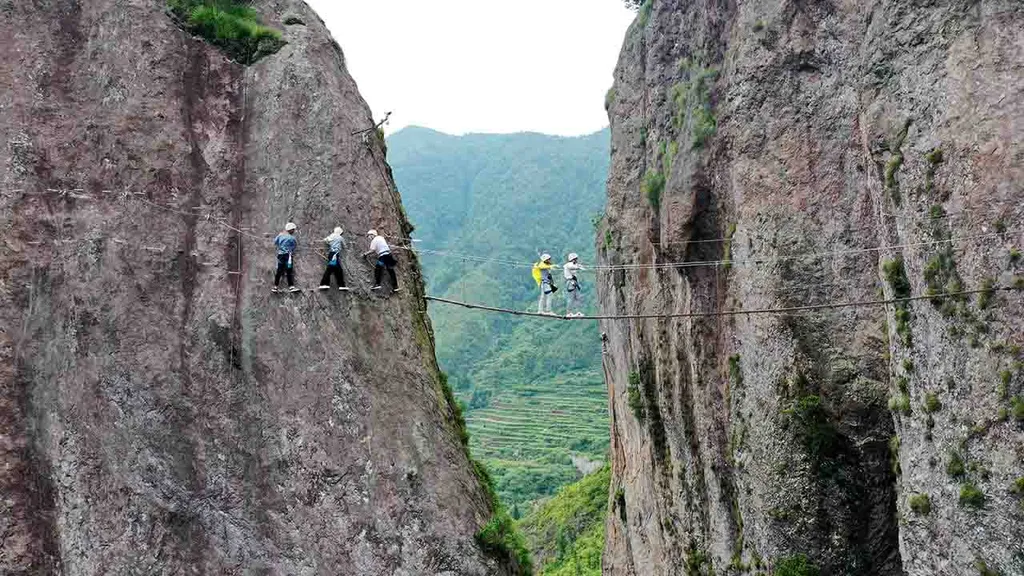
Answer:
288 286 300 293
318 285 330 291
271 286 279 293
370 285 382 291
339 286 350 291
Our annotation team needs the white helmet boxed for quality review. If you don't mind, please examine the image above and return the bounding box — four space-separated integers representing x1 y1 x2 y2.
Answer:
541 253 552 262
568 253 579 262
334 227 343 235
367 229 378 237
285 222 297 231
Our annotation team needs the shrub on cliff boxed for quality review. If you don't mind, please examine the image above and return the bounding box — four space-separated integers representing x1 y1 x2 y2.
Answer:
473 460 534 574
168 0 285 64
477 511 533 574
775 554 820 576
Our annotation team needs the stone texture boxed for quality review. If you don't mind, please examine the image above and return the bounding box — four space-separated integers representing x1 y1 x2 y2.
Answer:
0 1 513 574
598 1 1023 574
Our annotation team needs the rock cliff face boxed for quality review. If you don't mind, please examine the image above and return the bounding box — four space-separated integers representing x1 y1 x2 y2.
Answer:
0 1 511 574
598 1 1023 574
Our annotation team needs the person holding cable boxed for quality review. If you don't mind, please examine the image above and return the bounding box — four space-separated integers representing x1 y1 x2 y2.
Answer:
272 222 300 293
318 226 350 291
563 252 584 317
362 229 401 292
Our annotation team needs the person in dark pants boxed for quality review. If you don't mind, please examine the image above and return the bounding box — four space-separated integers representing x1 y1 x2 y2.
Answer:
272 222 299 293
319 226 350 291
362 229 400 292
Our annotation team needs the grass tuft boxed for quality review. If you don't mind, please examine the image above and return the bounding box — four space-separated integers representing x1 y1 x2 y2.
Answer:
775 554 820 576
946 452 966 478
168 0 284 64
908 493 931 515
1011 396 1024 422
888 394 911 415
1010 477 1024 495
959 482 985 508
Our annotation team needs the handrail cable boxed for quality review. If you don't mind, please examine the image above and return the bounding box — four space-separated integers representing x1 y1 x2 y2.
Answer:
424 286 1019 321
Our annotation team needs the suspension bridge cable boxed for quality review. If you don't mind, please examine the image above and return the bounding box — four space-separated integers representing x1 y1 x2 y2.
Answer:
28 188 1018 279
123 190 1014 273
407 230 1015 272
424 286 1019 321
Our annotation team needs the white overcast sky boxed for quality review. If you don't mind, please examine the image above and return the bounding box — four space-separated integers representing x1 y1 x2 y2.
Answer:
306 0 635 136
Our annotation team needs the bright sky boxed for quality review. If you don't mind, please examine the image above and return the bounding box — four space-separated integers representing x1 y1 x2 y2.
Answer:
307 0 635 136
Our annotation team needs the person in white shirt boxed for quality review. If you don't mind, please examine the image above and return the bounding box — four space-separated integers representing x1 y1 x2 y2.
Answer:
563 253 584 317
362 229 401 292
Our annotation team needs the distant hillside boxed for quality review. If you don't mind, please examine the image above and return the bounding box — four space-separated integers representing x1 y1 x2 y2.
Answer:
518 466 609 575
388 127 610 507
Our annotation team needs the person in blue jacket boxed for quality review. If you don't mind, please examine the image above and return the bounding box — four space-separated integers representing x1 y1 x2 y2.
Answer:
272 222 299 293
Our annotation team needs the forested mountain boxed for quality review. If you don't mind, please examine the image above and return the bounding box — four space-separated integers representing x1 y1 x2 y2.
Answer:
388 127 610 507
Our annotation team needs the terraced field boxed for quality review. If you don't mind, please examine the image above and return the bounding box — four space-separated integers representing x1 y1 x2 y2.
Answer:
459 368 610 509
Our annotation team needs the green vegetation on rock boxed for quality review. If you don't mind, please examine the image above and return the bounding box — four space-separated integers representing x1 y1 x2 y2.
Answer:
908 493 931 515
888 393 911 415
975 560 1002 576
643 169 665 211
775 554 820 576
628 371 646 421
947 452 966 478
883 257 913 346
1010 477 1024 495
959 482 985 508
783 395 839 470
1011 396 1024 422
168 0 284 64
671 61 718 149
519 466 610 575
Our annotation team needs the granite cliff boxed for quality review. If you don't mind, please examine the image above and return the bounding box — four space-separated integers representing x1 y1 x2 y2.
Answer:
0 1 517 574
598 1 1023 574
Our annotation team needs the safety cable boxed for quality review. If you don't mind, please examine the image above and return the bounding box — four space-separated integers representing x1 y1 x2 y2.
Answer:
29 189 1019 275
408 231 1014 272
424 285 1019 321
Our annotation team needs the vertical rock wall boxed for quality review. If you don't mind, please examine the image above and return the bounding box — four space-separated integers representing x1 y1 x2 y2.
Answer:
0 1 513 574
599 1 1023 574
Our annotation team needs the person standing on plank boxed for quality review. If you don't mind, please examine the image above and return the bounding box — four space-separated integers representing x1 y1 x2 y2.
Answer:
531 253 557 315
272 222 300 293
362 229 401 292
563 252 584 317
319 226 350 291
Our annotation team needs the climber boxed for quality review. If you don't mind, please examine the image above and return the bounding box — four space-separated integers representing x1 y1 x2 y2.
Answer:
362 229 401 292
532 253 557 315
563 252 584 317
272 222 300 293
318 226 350 291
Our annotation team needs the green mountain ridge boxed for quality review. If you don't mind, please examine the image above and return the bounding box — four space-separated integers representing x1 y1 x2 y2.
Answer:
388 126 610 508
